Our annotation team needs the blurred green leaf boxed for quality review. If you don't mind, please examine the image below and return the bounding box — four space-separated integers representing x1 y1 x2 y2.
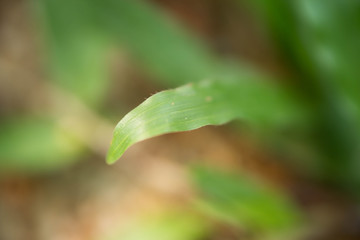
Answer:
107 76 307 164
248 0 360 189
191 166 302 233
34 0 111 107
0 117 82 173
249 0 360 118
107 211 208 240
98 0 222 87
293 0 360 108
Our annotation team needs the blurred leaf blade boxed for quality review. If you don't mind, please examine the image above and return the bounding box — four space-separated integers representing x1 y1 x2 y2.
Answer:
190 166 303 233
249 0 360 110
248 0 360 188
0 117 82 173
294 0 360 105
251 0 360 103
107 77 307 164
107 211 209 240
34 0 111 107
99 0 224 86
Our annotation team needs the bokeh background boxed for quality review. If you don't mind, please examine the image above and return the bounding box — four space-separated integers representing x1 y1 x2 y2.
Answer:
1 0 360 240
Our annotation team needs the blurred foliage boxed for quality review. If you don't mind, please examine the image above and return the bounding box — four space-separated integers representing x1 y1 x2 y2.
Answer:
107 211 209 240
191 166 302 235
251 0 360 108
97 0 222 87
0 117 81 173
1 0 360 238
34 0 112 107
248 0 360 188
105 166 303 240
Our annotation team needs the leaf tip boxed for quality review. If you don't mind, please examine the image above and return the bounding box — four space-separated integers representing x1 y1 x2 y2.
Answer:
106 148 119 165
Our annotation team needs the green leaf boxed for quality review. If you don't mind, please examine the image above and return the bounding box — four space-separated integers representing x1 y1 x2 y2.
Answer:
293 0 360 106
107 77 306 164
190 166 303 233
98 0 225 86
249 0 360 115
106 211 208 240
34 0 111 107
248 0 360 189
0 117 82 173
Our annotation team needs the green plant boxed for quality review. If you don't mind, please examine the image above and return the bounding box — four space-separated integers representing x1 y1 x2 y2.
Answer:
107 0 360 190
103 0 360 238
2 0 359 238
